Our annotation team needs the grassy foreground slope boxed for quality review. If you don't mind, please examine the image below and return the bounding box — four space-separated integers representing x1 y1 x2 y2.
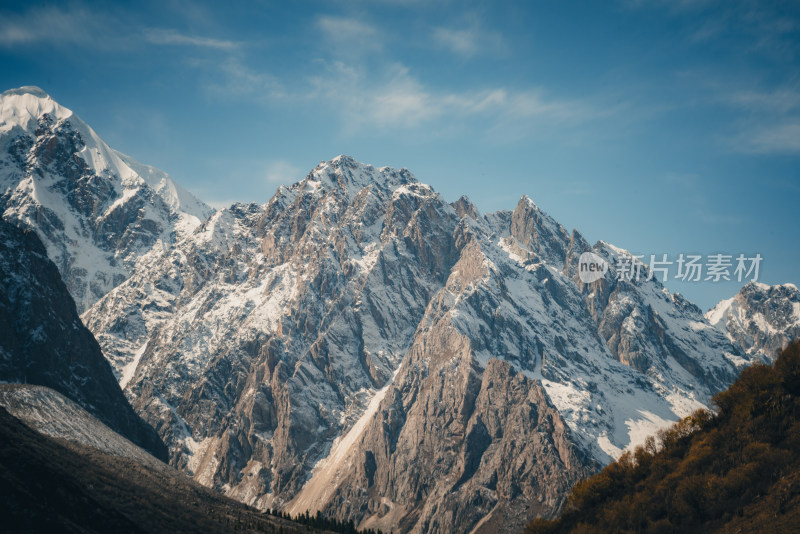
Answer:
528 341 800 534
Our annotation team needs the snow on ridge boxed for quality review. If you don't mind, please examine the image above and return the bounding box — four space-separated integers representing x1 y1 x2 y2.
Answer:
114 150 213 223
0 86 71 136
2 86 50 98
0 384 166 472
453 232 712 463
300 155 426 201
78 150 793 525
0 86 216 310
704 281 800 361
1 86 211 228
706 297 736 326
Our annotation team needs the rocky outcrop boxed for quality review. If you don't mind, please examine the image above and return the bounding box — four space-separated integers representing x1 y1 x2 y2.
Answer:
85 157 464 509
311 324 594 534
560 237 749 395
4 88 791 533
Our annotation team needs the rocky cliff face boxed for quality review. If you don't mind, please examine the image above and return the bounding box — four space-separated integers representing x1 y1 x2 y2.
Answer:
707 282 800 361
85 159 460 505
83 155 756 532
0 218 167 460
0 86 211 313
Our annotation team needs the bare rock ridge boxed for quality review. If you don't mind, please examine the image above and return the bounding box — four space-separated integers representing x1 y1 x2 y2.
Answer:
0 217 167 460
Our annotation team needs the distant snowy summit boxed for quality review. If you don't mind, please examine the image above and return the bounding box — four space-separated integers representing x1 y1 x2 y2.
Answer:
707 281 800 360
0 86 212 311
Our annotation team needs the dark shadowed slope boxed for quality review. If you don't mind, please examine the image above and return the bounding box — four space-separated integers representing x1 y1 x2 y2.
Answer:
528 340 800 534
0 217 167 460
0 404 331 534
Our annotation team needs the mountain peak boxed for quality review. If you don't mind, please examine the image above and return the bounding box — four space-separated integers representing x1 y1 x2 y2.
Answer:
740 280 800 298
452 194 480 220
329 154 359 167
0 86 212 311
519 194 537 208
2 86 52 99
303 155 421 200
0 85 72 136
707 281 800 360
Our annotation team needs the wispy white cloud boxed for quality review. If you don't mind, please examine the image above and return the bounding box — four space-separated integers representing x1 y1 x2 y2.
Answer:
732 120 800 155
358 64 438 127
356 0 432 5
432 18 506 58
0 4 243 52
316 15 378 39
143 28 240 50
727 87 800 115
307 61 605 133
433 27 480 56
721 86 800 154
0 5 118 46
203 58 286 101
307 62 444 128
626 0 800 61
620 0 717 13
315 15 382 57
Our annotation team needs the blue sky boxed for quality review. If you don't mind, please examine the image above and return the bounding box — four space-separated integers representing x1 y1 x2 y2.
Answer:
1 0 798 309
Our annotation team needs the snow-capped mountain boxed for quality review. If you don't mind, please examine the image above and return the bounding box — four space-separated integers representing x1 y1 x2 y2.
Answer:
707 282 800 361
0 86 212 312
6 87 794 532
83 155 757 532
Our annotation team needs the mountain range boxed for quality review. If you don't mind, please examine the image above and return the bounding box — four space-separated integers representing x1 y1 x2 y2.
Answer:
2 86 798 533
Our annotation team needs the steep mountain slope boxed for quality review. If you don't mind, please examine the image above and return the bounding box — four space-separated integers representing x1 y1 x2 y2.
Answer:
287 194 743 533
0 384 167 472
84 155 753 532
0 217 166 460
527 341 800 534
707 282 800 361
0 403 330 534
0 86 212 312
